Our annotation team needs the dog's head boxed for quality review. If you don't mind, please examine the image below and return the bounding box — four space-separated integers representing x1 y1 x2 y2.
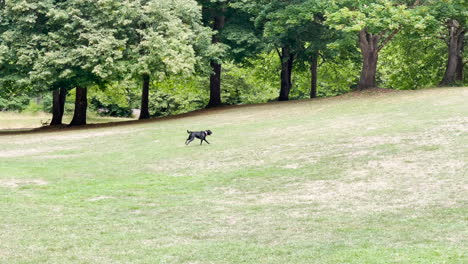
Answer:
206 130 212 135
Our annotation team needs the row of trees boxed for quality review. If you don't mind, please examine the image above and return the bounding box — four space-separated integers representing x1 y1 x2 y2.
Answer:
1 0 466 126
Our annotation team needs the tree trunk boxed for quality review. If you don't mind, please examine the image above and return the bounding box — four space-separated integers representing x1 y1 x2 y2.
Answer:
279 47 294 101
139 73 150 120
455 28 465 82
69 87 87 126
207 60 222 107
310 53 318 98
358 29 379 90
441 20 464 86
50 87 67 126
288 51 294 88
59 87 66 118
207 11 226 108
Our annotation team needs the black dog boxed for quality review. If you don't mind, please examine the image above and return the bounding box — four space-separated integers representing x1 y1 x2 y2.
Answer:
186 130 212 145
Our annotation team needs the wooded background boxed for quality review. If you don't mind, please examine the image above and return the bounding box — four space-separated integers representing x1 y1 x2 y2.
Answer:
0 0 466 126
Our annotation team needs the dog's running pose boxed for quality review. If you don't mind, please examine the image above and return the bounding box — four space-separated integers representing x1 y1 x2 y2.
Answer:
186 130 212 145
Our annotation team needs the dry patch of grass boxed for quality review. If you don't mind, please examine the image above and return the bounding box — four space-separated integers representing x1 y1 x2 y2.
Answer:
86 196 115 202
0 179 48 188
0 112 50 129
0 146 79 158
213 164 465 213
210 115 467 216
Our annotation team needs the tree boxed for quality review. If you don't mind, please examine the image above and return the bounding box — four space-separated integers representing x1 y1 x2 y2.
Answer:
1 0 128 126
429 0 467 85
0 0 45 103
0 0 67 125
198 0 263 107
239 0 337 100
50 85 68 126
124 0 212 119
46 0 128 126
326 0 423 90
199 0 238 107
270 0 338 99
250 0 299 101
197 0 230 108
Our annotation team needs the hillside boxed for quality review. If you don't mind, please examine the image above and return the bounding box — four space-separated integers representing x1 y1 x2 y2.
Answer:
0 87 467 263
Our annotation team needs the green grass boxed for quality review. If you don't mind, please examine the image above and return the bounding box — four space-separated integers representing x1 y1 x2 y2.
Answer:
0 87 467 263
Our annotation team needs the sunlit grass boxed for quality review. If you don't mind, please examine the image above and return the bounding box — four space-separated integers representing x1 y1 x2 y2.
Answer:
0 87 467 263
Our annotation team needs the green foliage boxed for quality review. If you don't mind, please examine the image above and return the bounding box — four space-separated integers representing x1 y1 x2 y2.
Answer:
38 92 53 113
23 100 42 114
0 0 50 94
379 29 447 90
427 0 467 26
2 0 129 91
90 98 132 118
149 91 186 117
222 52 357 102
222 55 279 104
196 0 263 65
125 0 214 79
318 59 358 96
148 76 208 117
326 0 424 34
0 94 30 112
248 0 334 57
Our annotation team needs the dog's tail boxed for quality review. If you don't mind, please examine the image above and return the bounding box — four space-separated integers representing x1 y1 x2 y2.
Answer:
187 130 191 134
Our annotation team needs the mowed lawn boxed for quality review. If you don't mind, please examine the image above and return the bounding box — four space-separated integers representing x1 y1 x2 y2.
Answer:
0 87 467 263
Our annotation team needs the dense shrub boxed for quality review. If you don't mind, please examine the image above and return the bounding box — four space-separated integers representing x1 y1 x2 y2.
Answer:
0 95 30 112
90 98 133 117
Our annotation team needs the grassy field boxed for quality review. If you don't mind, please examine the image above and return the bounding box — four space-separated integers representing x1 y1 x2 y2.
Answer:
0 111 134 130
0 87 467 263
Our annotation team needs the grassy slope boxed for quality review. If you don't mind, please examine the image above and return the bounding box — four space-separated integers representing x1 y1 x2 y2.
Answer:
0 87 467 264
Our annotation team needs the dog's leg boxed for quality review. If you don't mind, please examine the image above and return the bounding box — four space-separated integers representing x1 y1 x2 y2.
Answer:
204 139 210 144
186 134 195 145
200 139 203 145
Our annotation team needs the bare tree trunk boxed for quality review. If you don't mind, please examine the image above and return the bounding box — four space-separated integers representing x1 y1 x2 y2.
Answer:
310 53 318 98
69 87 87 126
358 29 379 90
139 73 150 120
279 47 294 101
441 20 464 86
207 11 226 108
50 87 67 126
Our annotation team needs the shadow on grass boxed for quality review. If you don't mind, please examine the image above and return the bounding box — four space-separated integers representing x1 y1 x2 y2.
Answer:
0 88 400 136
